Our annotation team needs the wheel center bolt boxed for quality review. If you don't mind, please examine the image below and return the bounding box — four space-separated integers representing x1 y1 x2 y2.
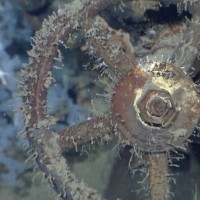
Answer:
136 89 177 127
147 96 171 117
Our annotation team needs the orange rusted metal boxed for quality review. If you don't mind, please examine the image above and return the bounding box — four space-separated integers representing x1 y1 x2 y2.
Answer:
112 62 200 152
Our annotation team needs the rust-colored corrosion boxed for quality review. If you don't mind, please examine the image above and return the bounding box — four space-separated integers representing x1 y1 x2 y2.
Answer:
149 153 170 200
137 89 176 127
20 0 200 199
111 62 200 152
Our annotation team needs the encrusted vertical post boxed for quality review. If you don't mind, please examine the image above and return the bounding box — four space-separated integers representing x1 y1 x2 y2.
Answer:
149 153 170 200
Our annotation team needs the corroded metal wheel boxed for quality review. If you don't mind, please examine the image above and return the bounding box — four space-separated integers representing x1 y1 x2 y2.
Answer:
20 0 200 200
112 62 200 152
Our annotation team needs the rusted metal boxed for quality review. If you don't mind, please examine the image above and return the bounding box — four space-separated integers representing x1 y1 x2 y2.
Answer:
57 114 113 152
137 89 176 127
20 0 200 199
149 153 170 200
111 61 200 152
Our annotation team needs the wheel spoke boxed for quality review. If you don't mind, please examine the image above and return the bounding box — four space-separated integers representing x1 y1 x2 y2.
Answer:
170 22 200 77
148 153 170 200
57 113 113 152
